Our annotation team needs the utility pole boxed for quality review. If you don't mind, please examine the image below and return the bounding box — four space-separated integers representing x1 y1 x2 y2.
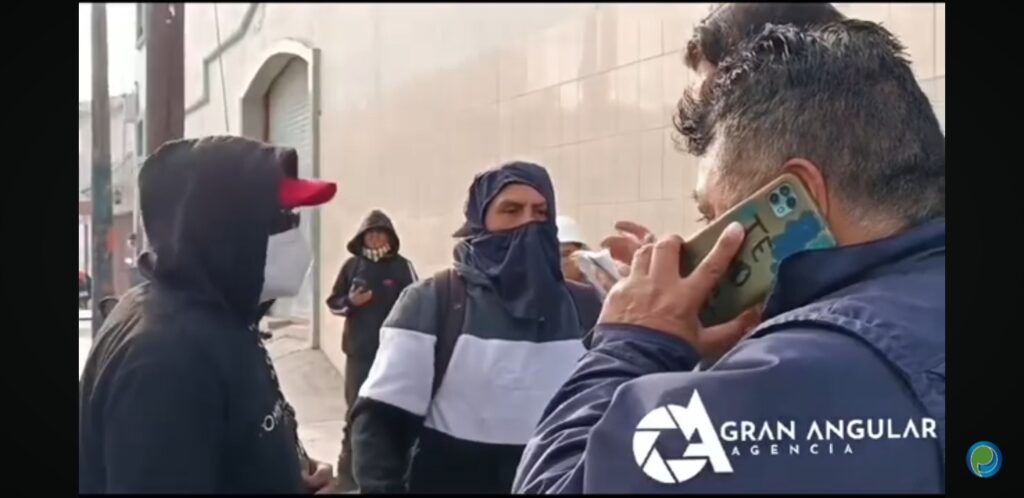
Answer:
134 3 183 271
90 3 113 336
145 3 185 155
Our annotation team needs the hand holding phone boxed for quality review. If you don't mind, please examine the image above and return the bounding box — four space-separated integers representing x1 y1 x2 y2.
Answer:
598 227 759 360
680 173 836 326
349 278 373 307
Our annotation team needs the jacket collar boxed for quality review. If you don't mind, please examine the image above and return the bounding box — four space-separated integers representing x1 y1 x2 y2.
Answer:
763 218 945 320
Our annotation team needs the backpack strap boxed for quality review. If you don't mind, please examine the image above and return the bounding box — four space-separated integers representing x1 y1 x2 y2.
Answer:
565 280 601 331
431 269 467 398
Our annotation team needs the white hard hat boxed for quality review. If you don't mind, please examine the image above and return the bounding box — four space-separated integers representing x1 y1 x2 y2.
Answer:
556 215 586 246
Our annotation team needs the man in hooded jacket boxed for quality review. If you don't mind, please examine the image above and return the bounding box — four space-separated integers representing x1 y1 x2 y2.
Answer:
326 209 418 490
348 162 601 494
78 136 338 493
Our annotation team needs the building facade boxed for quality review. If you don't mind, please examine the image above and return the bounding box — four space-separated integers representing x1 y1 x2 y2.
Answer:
171 3 945 373
79 94 143 296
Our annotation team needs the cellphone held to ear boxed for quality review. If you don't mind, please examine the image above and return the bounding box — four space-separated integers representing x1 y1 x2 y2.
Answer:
680 173 837 327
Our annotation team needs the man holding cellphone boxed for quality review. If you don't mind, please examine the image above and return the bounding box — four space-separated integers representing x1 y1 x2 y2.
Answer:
514 17 945 494
326 209 418 491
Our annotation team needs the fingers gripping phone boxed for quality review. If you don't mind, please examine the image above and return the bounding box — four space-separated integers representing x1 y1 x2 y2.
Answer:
351 277 369 294
680 173 837 326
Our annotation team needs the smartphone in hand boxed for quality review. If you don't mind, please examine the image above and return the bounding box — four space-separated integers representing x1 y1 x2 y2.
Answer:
680 173 836 326
350 277 369 294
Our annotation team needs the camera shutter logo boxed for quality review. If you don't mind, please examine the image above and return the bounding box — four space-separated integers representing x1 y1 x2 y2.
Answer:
633 390 733 484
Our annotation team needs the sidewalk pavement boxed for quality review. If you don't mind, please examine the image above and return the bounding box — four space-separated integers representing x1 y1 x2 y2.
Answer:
264 324 346 468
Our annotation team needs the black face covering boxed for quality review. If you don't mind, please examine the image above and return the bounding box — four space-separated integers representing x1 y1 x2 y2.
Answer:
452 161 564 320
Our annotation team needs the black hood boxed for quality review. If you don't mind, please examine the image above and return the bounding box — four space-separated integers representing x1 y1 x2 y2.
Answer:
137 136 295 324
346 209 400 256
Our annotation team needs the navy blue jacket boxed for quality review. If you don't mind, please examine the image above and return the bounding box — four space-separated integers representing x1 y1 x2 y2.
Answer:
513 220 945 494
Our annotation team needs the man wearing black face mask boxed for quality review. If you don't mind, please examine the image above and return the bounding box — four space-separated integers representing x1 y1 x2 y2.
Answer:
79 137 338 493
347 162 601 494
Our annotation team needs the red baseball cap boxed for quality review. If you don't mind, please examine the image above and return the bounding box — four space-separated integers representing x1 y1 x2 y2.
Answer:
278 176 337 209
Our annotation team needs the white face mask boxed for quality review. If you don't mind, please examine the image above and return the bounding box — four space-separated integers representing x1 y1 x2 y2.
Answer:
260 227 313 302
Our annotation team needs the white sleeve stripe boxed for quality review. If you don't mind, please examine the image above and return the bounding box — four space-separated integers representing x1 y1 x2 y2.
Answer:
358 326 435 416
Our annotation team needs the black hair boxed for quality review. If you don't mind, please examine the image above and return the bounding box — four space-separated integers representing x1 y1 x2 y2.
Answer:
674 20 945 226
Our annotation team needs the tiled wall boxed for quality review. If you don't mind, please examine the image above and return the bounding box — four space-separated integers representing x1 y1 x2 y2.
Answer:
180 3 945 371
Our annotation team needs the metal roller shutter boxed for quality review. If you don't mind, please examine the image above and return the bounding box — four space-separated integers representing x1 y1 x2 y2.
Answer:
266 58 314 321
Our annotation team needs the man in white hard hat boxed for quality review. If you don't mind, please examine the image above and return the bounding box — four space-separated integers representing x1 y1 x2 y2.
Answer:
555 215 589 284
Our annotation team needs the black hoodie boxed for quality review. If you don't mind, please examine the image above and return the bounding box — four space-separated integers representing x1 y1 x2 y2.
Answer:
327 210 417 360
78 137 307 493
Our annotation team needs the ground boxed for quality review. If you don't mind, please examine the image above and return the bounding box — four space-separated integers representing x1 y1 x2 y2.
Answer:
78 310 346 468
263 323 346 466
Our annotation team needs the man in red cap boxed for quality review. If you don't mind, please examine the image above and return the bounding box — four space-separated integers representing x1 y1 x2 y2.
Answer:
79 136 338 494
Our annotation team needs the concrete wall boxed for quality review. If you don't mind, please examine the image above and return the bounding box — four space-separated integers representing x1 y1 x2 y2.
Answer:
180 3 946 373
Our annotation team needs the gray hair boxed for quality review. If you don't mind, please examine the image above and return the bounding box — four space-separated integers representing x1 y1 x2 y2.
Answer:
674 20 945 227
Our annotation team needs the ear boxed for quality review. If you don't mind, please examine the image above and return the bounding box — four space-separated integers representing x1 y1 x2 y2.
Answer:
697 60 715 78
782 158 829 217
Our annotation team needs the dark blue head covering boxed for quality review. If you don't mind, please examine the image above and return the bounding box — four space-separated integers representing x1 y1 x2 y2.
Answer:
453 161 558 238
453 161 565 320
